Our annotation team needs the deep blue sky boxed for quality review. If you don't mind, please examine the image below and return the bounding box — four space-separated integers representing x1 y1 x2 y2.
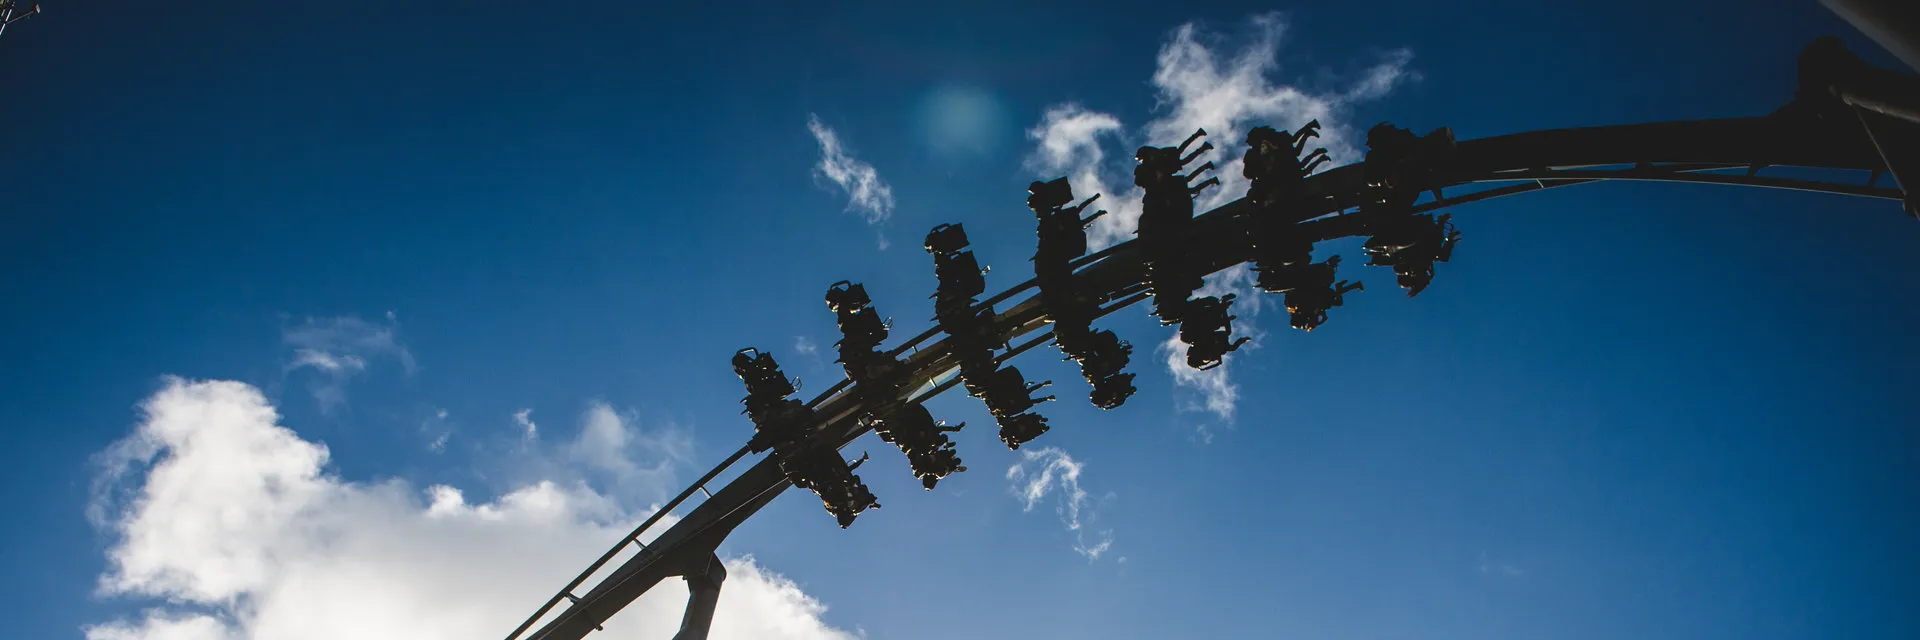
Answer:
3 1 1917 638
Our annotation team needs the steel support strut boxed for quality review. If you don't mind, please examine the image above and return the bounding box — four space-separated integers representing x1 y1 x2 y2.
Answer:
672 555 728 640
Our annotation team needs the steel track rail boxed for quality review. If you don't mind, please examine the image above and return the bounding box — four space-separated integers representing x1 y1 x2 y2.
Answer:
510 114 1895 640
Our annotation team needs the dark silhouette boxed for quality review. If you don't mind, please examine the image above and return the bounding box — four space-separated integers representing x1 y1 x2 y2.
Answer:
1026 178 1138 409
730 347 878 527
997 412 1051 450
731 348 802 454
1283 256 1363 332
1246 120 1335 300
1362 122 1457 212
827 281 904 398
1178 294 1252 370
1244 119 1327 211
871 402 967 490
976 365 1053 419
1363 212 1461 296
1134 128 1219 326
927 223 987 308
921 222 1062 451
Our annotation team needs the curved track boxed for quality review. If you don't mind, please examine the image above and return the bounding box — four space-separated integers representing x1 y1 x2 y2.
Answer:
506 97 1913 640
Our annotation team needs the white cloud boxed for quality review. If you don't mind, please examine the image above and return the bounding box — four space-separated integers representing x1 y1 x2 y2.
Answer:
288 349 365 375
793 336 818 356
564 402 693 488
480 402 695 508
424 408 453 453
1023 13 1412 423
1157 265 1269 430
1342 48 1418 103
283 315 415 413
86 377 859 640
513 409 538 440
84 612 236 640
1144 15 1414 215
1006 447 1114 560
807 113 895 228
1023 104 1137 251
1160 331 1236 419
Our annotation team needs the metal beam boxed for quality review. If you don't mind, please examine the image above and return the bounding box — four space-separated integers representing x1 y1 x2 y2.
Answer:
1820 0 1920 72
672 555 727 640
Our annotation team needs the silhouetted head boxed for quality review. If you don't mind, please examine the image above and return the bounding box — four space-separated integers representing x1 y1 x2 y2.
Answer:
1365 122 1416 153
1246 126 1279 147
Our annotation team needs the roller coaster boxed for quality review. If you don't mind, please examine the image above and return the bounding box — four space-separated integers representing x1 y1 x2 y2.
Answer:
0 1 41 43
504 33 1920 640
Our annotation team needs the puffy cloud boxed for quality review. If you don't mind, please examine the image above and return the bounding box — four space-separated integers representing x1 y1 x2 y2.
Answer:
1006 447 1114 561
282 315 415 413
84 612 236 640
1023 13 1412 424
807 113 896 227
86 377 858 639
564 402 694 487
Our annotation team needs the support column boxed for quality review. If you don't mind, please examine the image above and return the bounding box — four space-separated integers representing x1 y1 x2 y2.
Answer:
671 554 727 640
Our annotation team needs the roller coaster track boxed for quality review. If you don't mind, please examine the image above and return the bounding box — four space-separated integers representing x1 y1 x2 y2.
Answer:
505 39 1918 640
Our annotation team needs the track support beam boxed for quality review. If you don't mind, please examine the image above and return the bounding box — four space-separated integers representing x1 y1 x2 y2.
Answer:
672 554 728 640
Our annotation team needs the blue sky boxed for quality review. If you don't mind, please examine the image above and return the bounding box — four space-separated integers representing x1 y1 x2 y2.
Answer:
3 1 1918 638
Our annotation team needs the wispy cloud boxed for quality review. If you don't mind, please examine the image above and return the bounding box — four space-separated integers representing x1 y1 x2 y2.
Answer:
562 402 694 501
793 336 818 356
1007 447 1115 560
1024 13 1414 425
1157 265 1271 435
289 349 365 375
282 314 415 413
1142 15 1414 216
425 408 452 453
512 408 537 440
1024 104 1137 253
807 113 896 232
